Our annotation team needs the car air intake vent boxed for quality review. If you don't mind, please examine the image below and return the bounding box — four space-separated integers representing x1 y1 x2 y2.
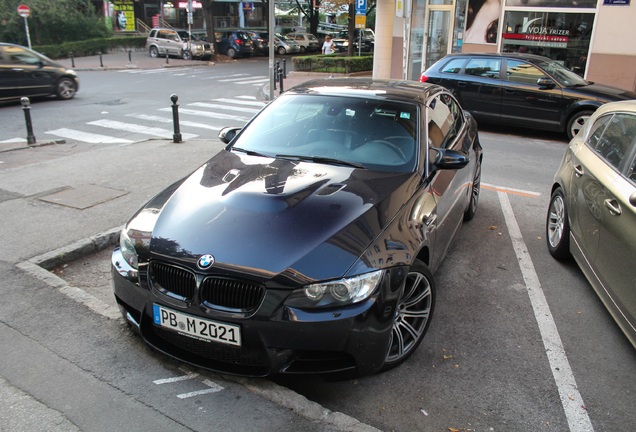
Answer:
201 278 265 312
149 262 196 301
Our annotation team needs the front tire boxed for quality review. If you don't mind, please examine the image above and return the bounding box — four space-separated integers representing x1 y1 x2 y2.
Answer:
149 46 159 58
182 50 192 60
566 110 593 140
382 259 435 371
464 157 481 221
277 46 286 55
546 187 571 260
56 77 76 100
226 47 237 59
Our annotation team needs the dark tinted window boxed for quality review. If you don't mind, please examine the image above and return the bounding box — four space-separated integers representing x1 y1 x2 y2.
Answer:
464 58 501 79
440 58 466 74
506 60 546 85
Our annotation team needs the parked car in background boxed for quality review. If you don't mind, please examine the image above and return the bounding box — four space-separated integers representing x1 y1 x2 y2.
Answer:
333 28 375 53
247 31 269 56
0 43 78 102
285 32 320 53
146 28 212 60
214 30 255 59
111 78 483 378
546 100 636 348
274 33 301 55
419 52 636 139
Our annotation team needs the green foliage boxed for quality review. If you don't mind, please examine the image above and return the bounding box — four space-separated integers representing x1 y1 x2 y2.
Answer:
0 0 111 46
293 54 373 74
34 37 147 59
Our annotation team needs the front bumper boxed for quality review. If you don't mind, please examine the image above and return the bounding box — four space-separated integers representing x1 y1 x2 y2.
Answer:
111 248 404 377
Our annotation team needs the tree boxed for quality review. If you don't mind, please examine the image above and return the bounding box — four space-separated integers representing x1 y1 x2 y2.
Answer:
0 0 109 46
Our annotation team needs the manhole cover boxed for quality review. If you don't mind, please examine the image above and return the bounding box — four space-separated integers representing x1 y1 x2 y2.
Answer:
39 185 128 209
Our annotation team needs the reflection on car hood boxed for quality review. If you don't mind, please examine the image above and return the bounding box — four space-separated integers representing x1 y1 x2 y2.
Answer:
567 82 636 100
147 150 416 283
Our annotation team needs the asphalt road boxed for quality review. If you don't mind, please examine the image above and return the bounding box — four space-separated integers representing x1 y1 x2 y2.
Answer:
1 59 634 431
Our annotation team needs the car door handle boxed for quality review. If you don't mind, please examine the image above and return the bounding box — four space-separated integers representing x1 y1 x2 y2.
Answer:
457 82 467 88
573 165 584 177
504 88 515 94
12 68 25 72
423 213 437 227
604 198 621 216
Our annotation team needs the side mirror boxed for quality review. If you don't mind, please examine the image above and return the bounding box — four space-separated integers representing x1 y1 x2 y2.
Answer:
218 126 241 144
630 191 636 207
431 148 469 170
537 77 556 89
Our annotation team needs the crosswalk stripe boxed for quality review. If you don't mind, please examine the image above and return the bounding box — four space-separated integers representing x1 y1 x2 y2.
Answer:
218 76 267 82
159 107 249 122
212 98 266 107
189 102 260 113
127 114 223 131
46 128 133 144
87 119 198 140
118 68 191 74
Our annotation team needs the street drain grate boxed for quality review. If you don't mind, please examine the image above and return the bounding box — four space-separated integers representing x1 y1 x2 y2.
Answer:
39 185 128 209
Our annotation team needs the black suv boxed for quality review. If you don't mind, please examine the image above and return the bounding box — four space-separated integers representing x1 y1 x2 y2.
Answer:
214 30 255 59
420 53 636 139
333 28 375 53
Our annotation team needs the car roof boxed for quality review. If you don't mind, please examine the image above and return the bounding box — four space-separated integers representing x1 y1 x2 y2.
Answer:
438 52 553 64
595 100 636 116
287 78 443 104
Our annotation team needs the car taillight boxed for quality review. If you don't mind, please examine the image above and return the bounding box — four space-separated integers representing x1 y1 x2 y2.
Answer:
419 73 428 83
235 38 243 45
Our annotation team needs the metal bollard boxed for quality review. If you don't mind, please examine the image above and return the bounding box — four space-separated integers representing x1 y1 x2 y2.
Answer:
170 94 182 143
166 50 170 65
283 59 287 78
278 67 284 93
20 97 36 145
273 65 278 90
127 49 132 65
69 52 75 68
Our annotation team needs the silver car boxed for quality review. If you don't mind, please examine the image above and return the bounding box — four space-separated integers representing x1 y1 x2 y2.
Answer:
274 34 301 55
546 100 636 348
146 28 212 60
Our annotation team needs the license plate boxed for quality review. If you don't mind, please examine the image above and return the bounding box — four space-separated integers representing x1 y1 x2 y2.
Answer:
153 304 241 346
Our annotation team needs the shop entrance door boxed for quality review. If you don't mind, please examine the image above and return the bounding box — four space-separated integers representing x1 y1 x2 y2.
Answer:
424 6 454 70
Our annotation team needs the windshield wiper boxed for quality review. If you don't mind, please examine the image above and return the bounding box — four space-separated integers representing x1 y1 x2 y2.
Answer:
231 147 272 158
275 154 365 169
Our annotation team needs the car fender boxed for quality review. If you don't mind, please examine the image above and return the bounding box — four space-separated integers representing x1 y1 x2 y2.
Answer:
561 101 602 125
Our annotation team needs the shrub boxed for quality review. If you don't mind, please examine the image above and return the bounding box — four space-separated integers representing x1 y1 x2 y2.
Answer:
34 37 147 59
292 54 373 74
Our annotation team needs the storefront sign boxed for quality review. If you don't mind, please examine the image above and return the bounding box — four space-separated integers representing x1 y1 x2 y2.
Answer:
603 0 630 4
178 1 202 8
113 0 135 32
503 33 568 48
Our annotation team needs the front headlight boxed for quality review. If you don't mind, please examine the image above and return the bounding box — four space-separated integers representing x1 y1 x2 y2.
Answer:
120 229 139 269
119 207 160 270
285 270 383 309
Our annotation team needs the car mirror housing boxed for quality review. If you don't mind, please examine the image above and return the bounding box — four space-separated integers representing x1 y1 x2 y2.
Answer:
219 126 242 144
432 148 469 170
537 77 556 89
630 191 636 207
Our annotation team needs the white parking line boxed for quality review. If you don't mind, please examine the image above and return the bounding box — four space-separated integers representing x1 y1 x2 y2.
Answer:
153 373 199 385
483 182 541 197
498 191 594 432
176 379 224 399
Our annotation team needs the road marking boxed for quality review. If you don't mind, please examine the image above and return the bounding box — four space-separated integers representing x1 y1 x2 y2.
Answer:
87 119 198 140
160 107 249 122
189 102 260 114
153 373 199 385
498 191 594 432
176 379 224 399
0 138 27 143
213 97 266 107
234 78 271 85
482 182 541 197
127 114 223 131
218 76 266 82
46 128 133 144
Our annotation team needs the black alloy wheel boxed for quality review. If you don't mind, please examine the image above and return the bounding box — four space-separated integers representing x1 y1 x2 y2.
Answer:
382 259 435 371
464 158 481 221
56 78 76 100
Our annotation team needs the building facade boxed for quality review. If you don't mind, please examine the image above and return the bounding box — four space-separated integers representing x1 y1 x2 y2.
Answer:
377 0 636 91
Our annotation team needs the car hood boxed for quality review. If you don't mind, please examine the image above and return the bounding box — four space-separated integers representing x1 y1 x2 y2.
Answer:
146 150 417 284
566 82 636 100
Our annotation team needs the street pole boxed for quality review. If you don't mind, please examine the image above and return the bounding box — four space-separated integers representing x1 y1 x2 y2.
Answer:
23 16 31 49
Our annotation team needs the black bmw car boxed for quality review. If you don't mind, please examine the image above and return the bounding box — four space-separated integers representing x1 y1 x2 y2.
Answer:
420 53 636 139
112 79 483 377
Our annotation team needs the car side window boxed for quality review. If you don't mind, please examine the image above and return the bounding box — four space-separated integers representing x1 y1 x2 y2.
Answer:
464 58 501 79
506 60 546 85
440 58 466 74
427 94 462 149
3 46 40 65
589 113 636 171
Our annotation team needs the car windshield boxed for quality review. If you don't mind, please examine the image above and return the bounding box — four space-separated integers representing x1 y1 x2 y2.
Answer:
539 60 588 87
230 94 419 173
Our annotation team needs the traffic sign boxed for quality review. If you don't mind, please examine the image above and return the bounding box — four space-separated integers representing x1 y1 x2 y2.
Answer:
17 4 31 18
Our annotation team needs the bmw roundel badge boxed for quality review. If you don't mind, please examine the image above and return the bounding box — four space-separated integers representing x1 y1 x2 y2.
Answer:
197 254 215 270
